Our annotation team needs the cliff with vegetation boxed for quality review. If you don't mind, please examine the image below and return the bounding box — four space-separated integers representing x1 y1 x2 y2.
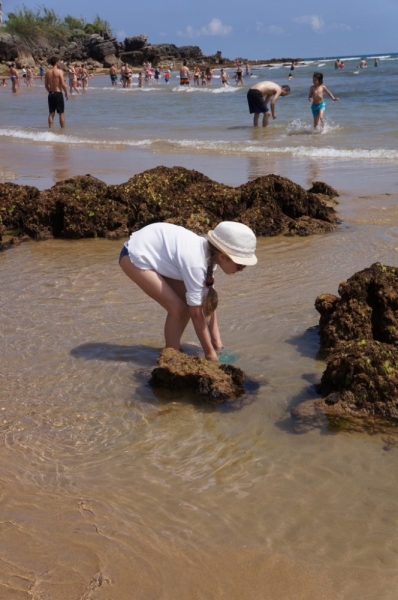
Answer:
0 6 227 69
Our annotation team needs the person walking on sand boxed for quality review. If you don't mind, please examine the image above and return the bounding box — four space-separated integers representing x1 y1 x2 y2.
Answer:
45 56 68 129
9 63 19 93
247 81 290 127
119 221 257 362
308 71 339 129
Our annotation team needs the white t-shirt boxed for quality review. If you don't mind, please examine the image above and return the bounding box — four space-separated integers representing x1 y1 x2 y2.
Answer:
125 223 209 306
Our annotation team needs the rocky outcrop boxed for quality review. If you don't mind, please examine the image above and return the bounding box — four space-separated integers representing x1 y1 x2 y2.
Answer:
292 263 398 433
0 30 228 68
0 166 338 245
150 348 245 402
315 263 398 353
124 35 148 52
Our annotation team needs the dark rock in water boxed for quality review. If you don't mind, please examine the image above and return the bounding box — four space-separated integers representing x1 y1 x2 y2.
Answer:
150 348 245 402
292 263 398 434
107 166 242 234
314 340 398 432
238 174 337 236
315 263 398 352
0 182 41 237
307 181 339 197
0 166 338 244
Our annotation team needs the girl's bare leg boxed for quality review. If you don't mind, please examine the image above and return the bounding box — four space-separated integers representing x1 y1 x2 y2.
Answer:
120 256 190 350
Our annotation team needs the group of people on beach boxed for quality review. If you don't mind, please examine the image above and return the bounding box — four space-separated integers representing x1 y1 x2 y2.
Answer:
6 56 340 133
7 62 42 93
247 72 338 129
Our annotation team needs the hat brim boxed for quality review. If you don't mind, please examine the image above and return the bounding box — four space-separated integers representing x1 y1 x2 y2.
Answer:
207 231 258 266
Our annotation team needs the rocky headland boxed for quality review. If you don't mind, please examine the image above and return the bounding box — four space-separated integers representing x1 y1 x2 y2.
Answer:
0 166 338 247
0 28 304 72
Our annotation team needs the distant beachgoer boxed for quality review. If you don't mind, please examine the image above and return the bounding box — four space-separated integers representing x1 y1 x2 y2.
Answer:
9 63 19 93
245 62 251 77
201 70 206 86
359 59 367 68
44 56 68 129
180 61 190 86
235 65 244 85
308 72 339 129
125 65 133 87
206 67 213 84
154 66 161 83
247 81 290 127
119 221 257 362
1 78 8 87
164 70 170 84
145 68 152 83
194 66 200 86
80 64 89 90
290 62 295 71
22 66 27 83
288 73 293 80
26 66 33 88
374 58 378 67
220 69 230 86
334 59 341 69
39 64 45 80
109 64 118 86
339 61 345 69
68 63 80 94
138 71 143 87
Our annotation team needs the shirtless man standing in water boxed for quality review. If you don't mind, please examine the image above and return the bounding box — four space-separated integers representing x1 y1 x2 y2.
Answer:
179 61 190 86
45 57 68 128
247 81 290 127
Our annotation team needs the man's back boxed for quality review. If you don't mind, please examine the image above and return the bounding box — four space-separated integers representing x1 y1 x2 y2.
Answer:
45 66 64 92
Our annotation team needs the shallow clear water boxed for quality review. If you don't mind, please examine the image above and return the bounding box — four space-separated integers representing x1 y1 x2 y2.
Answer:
2 190 398 599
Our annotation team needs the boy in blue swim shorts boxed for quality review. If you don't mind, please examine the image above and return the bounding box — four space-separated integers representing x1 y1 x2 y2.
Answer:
309 72 339 129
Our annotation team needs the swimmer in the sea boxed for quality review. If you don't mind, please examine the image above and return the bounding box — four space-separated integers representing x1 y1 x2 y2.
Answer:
308 72 339 129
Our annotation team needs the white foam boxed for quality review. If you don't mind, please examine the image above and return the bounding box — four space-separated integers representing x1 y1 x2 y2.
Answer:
168 138 398 161
171 85 239 93
0 128 153 147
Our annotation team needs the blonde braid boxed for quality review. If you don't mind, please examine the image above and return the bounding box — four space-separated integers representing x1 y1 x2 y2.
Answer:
202 242 219 317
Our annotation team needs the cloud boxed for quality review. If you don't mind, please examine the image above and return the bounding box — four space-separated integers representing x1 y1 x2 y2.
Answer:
178 18 232 38
268 25 284 35
292 15 325 31
330 22 352 31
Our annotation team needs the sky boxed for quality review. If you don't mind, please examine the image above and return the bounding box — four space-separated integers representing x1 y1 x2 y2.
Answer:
4 0 398 59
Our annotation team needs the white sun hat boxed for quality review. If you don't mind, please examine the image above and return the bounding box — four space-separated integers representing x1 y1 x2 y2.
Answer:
207 221 257 266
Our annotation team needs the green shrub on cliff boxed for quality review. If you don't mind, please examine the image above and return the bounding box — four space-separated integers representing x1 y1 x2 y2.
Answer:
5 5 112 45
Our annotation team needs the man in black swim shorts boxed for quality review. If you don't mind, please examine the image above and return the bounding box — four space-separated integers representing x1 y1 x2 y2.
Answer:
45 56 68 128
247 81 290 127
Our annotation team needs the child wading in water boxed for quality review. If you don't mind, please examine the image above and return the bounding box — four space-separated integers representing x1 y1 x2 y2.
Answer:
119 221 257 362
308 72 339 129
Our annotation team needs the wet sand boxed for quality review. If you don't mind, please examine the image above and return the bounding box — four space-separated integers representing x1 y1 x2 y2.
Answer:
2 180 398 598
1 137 398 196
